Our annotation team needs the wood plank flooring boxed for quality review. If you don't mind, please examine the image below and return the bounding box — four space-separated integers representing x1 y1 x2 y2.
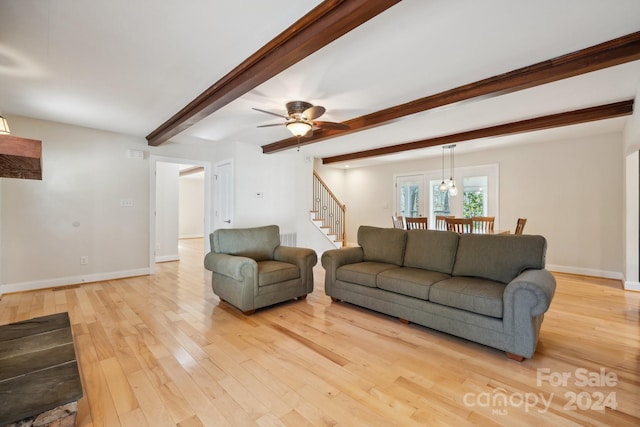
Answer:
0 238 638 426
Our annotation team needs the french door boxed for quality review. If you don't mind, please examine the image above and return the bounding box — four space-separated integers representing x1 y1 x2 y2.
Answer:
396 175 425 218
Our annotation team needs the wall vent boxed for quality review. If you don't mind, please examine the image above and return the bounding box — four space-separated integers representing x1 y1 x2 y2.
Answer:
279 232 297 247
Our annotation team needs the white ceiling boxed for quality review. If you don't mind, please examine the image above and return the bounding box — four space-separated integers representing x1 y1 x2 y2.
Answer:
1 0 639 168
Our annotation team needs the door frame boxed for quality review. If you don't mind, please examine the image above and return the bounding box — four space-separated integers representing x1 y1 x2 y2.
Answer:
149 155 212 274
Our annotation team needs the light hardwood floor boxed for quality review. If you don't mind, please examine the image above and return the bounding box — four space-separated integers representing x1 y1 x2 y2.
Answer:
1 238 639 426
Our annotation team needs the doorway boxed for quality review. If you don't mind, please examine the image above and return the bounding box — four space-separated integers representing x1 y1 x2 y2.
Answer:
149 155 212 274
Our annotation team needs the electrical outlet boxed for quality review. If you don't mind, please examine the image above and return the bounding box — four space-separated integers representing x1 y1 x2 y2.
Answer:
80 256 89 265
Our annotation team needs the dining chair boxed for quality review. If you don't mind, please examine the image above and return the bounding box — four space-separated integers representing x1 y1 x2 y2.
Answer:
472 216 495 233
435 215 454 230
445 217 473 233
515 218 527 235
405 217 428 230
391 215 405 229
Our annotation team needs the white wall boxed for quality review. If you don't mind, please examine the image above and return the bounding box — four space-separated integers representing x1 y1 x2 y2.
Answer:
318 132 625 279
230 142 335 253
0 116 219 293
179 173 204 238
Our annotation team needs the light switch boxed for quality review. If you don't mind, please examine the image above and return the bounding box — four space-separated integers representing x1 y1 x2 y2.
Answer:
120 199 134 207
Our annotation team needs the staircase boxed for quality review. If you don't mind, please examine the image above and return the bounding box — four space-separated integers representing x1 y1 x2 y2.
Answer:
310 210 343 248
311 170 345 248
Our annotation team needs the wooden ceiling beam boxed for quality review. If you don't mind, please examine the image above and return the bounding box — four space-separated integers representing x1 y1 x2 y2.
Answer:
146 0 401 146
321 100 634 164
263 31 640 154
0 135 43 180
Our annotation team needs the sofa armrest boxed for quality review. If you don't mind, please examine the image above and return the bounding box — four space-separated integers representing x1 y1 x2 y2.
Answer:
321 247 364 270
504 269 556 318
321 247 364 296
204 252 257 281
502 269 556 358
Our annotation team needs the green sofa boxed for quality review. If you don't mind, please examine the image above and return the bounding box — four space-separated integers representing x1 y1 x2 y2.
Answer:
321 226 556 360
204 225 317 314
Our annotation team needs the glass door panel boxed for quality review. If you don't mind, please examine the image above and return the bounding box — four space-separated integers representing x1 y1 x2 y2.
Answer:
396 175 424 218
462 176 488 218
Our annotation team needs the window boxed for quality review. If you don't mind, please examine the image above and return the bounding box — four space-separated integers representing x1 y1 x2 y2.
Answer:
395 164 499 228
462 176 488 218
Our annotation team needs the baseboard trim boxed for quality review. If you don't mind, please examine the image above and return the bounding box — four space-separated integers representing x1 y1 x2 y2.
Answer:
155 254 179 263
179 235 204 239
546 264 624 281
624 281 640 291
0 268 151 294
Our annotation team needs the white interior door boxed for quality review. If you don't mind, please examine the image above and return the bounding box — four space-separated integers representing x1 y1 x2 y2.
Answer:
214 160 233 229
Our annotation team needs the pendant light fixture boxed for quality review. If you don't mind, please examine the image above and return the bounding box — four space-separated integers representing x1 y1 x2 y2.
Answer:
448 144 458 196
438 146 448 192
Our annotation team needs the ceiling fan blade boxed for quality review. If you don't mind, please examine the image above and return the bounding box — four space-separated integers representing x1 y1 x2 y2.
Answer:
252 107 289 119
257 123 285 128
303 105 326 120
313 121 350 130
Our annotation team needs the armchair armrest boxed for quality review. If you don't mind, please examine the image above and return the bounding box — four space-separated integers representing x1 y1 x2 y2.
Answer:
274 246 318 294
274 246 317 267
204 252 257 281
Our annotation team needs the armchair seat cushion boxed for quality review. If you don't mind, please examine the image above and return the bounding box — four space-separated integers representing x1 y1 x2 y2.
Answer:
258 260 300 287
429 277 506 318
337 262 397 288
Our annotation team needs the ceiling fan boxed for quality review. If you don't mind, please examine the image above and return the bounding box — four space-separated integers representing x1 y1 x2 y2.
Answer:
253 101 349 137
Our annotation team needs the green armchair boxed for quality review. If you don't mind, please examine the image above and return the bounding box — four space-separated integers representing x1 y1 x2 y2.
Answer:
204 225 317 314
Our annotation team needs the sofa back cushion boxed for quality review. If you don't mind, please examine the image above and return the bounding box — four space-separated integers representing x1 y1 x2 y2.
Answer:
212 225 280 261
452 234 547 284
404 230 459 274
358 226 407 266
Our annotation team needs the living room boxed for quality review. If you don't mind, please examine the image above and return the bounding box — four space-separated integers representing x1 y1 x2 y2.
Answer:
1 1 639 425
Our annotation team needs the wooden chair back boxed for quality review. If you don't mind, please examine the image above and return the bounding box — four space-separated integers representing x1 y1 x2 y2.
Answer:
391 215 405 229
446 217 473 233
405 217 428 230
435 215 454 230
515 218 527 235
472 216 495 233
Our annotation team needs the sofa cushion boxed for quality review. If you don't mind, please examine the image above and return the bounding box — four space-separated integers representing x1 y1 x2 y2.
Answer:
212 225 280 262
404 230 459 274
452 234 547 284
337 262 398 288
358 226 407 266
377 267 450 300
430 277 506 318
258 260 299 286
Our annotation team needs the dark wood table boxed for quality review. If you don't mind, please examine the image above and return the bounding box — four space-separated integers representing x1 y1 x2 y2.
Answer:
0 312 83 426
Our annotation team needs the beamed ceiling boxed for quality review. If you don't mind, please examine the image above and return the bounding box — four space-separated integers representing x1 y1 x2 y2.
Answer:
1 1 639 168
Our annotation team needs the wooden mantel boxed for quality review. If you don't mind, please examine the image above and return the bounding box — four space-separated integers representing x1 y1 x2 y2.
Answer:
0 134 42 180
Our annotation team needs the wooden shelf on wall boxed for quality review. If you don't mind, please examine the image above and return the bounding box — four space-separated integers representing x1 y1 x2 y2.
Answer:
0 134 42 180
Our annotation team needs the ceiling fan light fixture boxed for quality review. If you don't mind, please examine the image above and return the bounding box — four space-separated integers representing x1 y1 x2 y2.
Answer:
0 115 10 135
286 121 312 137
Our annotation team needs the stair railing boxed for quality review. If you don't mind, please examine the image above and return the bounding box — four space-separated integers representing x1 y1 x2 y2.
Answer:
313 170 346 243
